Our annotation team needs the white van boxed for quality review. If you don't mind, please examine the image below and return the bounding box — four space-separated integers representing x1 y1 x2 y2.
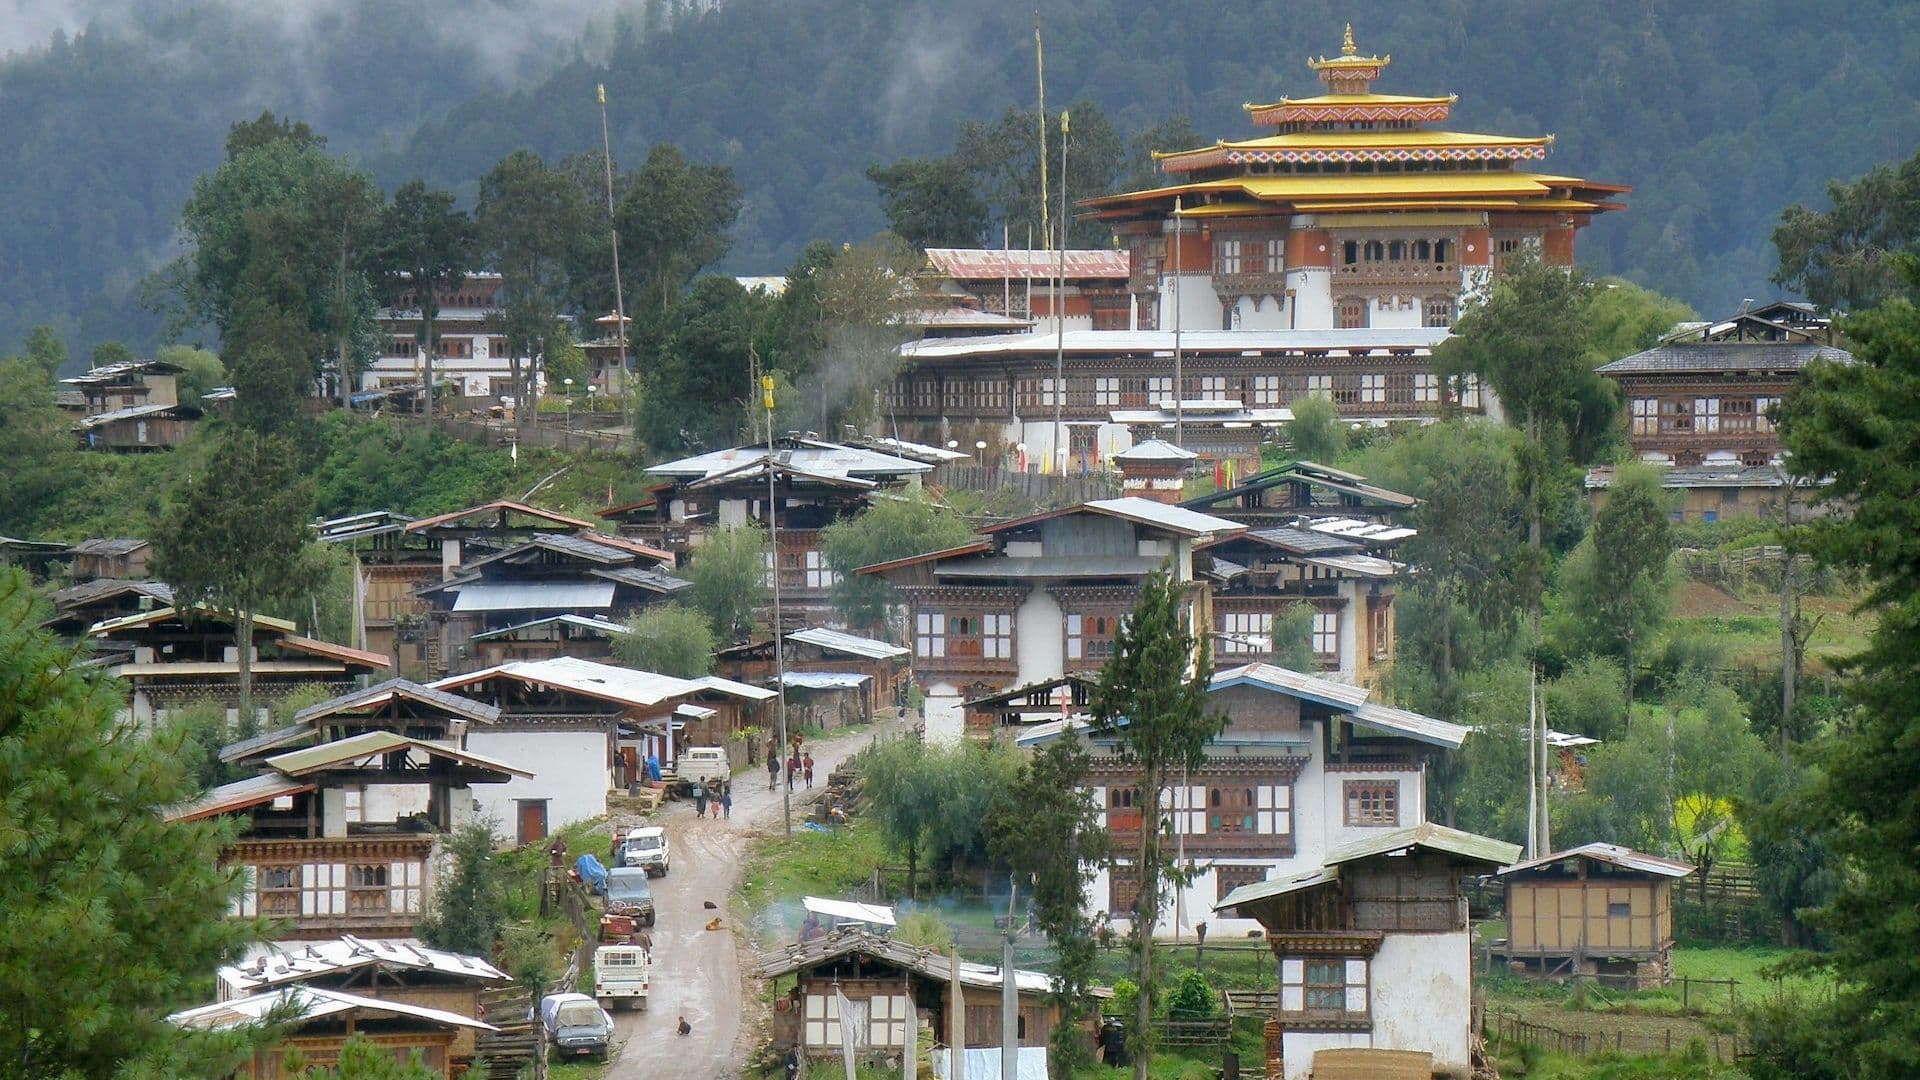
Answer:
593 944 650 1011
622 825 670 876
676 746 730 786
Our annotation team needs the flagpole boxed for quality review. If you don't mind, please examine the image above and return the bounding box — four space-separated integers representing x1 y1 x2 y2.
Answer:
762 366 791 836
1173 196 1185 448
1034 13 1049 256
596 85 630 383
1051 110 1069 478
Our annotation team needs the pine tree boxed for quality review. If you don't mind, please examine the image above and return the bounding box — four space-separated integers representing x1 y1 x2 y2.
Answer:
1089 569 1224 1079
0 569 266 1076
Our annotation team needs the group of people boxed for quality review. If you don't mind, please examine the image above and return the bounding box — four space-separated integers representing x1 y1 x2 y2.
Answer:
765 746 815 791
691 780 732 820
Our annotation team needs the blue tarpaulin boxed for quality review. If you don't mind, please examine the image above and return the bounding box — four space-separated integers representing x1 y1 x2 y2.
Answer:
576 854 608 894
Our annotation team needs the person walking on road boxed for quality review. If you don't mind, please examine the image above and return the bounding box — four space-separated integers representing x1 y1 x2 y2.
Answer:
786 752 800 791
766 752 779 790
711 782 725 819
803 752 815 788
693 782 708 818
721 785 733 819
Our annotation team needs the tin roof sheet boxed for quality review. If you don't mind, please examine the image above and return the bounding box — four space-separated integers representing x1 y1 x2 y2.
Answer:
802 896 898 926
450 581 617 612
166 773 316 822
781 672 872 690
900 327 1447 360
1596 341 1850 375
1214 867 1339 913
923 248 1129 280
1348 701 1470 749
220 937 509 995
687 674 780 702
277 636 391 670
753 929 1060 996
1326 822 1521 868
436 656 702 708
646 438 933 482
787 627 910 660
263 730 531 779
1113 438 1199 462
404 500 595 534
1300 553 1401 579
292 678 500 726
1209 662 1371 709
170 985 497 1033
469 614 626 641
1499 842 1694 878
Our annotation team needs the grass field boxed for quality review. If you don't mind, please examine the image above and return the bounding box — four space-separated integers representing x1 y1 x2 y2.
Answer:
736 819 889 945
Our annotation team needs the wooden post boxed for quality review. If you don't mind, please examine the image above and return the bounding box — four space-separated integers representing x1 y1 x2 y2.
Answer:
1681 976 1689 1010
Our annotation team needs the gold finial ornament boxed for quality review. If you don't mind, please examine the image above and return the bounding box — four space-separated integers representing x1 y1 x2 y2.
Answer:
1342 23 1356 56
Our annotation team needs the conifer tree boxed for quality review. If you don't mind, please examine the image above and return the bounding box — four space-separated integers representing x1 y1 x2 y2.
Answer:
1089 569 1224 1079
0 569 265 1076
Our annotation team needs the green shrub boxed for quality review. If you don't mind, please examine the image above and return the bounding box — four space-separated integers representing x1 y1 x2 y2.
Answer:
1166 970 1215 1019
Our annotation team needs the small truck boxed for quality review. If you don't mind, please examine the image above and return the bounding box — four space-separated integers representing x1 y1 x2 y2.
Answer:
592 943 651 1011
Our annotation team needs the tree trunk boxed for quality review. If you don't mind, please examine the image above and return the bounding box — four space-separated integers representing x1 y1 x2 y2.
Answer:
422 308 436 427
1132 760 1161 1080
1623 631 1635 731
1779 536 1796 764
236 608 255 734
335 232 353 410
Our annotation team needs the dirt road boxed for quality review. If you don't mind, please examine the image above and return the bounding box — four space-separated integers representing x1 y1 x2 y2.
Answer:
603 721 901 1079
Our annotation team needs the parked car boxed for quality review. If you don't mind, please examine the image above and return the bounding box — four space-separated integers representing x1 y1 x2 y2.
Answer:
605 866 656 926
593 944 651 1010
621 825 670 876
538 992 614 1061
675 746 730 787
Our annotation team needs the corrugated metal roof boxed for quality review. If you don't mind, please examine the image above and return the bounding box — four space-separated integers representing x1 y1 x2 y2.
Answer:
591 566 692 593
170 985 497 1033
403 499 595 534
217 724 313 764
788 627 910 660
438 656 702 708
88 605 298 636
79 402 202 427
1595 341 1851 375
923 248 1129 280
166 773 315 822
1214 867 1339 913
1241 526 1364 556
1113 438 1200 462
1499 842 1694 879
673 703 718 719
292 678 501 726
1326 822 1521 868
1349 701 1470 749
263 730 411 774
803 896 898 926
221 937 509 995
936 555 1167 579
1210 662 1371 709
1307 518 1419 541
1083 497 1246 537
781 672 872 690
69 537 150 556
646 438 933 482
469 614 626 641
61 360 186 383
857 436 971 463
47 578 172 611
278 636 391 670
1111 404 1293 426
901 327 1447 360
688 674 780 702
1300 553 1401 579
1584 465 1789 491
450 581 616 612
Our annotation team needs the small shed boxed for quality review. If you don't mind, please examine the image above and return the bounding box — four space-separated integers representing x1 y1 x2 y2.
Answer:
169 985 495 1078
754 928 1098 1065
1494 843 1694 986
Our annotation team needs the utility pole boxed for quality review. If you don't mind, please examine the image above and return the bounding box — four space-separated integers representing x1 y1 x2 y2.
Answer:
1051 109 1069 476
1172 196 1185 448
596 84 631 382
1001 876 1019 1080
762 362 792 835
1034 14 1048 259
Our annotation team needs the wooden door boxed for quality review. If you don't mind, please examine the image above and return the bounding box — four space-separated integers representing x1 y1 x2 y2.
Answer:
516 799 549 844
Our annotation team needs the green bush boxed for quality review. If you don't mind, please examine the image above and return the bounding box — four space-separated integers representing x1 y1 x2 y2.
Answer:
1166 970 1215 1019
1110 978 1138 1019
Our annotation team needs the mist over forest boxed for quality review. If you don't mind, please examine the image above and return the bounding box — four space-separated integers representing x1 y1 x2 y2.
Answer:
5 0 1919 357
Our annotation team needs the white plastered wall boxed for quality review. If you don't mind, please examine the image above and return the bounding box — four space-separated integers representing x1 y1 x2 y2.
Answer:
465 729 608 838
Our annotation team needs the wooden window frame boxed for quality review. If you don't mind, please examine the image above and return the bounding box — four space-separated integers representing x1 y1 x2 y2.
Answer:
1344 780 1400 827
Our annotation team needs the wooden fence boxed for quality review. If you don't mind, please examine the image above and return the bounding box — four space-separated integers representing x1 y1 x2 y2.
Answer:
378 411 639 454
1486 1009 1745 1063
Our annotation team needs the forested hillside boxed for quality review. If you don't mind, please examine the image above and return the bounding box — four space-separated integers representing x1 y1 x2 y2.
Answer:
7 0 1920 355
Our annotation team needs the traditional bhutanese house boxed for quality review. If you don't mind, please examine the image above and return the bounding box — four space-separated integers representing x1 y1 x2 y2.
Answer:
957 672 1100 741
754 929 1096 1065
77 400 203 450
217 938 510 1068
609 436 934 627
430 657 771 842
1594 302 1850 472
61 358 184 414
41 577 173 637
859 497 1245 744
1584 463 1800 525
415 531 685 676
168 730 527 938
316 512 440 673
88 606 389 726
169 985 496 1079
469 613 624 666
1019 662 1470 939
1216 823 1521 1080
714 627 911 720
68 536 154 580
1180 460 1418 528
218 678 502 771
1492 843 1694 986
1198 524 1402 686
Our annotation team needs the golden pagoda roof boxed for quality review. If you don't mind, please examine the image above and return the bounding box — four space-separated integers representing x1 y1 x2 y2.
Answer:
1243 92 1455 126
1309 24 1389 74
1083 172 1628 220
1156 130 1554 172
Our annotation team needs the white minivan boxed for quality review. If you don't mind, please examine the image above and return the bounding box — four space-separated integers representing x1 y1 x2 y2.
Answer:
593 944 650 1010
676 746 730 786
621 825 670 876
